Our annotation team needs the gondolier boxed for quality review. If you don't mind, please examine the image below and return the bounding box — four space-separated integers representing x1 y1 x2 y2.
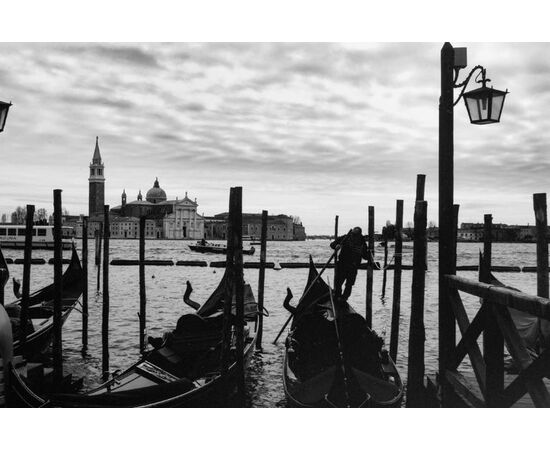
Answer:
330 227 369 301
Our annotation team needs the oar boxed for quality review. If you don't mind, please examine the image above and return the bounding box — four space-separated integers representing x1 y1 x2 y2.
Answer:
272 231 353 344
272 242 349 346
327 279 352 408
272 253 336 344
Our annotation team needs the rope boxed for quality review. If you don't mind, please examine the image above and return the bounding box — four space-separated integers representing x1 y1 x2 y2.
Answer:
381 255 396 271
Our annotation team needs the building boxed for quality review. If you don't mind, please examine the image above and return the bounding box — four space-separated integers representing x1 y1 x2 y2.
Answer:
457 222 543 242
85 138 205 239
110 180 205 240
89 137 105 219
293 222 306 240
163 194 205 239
204 213 306 241
87 137 105 237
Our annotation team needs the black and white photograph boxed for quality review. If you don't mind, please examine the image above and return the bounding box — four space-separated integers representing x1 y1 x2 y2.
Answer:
1 3 549 443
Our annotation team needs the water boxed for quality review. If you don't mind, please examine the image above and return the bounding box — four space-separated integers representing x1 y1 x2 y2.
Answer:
1 240 542 407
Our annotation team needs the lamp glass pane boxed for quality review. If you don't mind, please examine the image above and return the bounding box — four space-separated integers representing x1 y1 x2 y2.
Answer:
465 96 480 122
490 92 505 122
478 97 489 122
0 108 6 131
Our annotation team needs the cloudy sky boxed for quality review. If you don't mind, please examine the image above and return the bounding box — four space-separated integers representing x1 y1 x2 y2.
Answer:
1 42 549 233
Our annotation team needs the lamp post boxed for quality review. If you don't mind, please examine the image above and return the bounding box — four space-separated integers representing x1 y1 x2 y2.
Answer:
438 43 507 404
0 101 12 133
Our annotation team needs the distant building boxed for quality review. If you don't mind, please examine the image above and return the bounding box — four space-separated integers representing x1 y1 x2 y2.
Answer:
204 213 306 241
85 138 204 239
293 222 306 240
110 180 205 240
457 222 544 242
88 137 106 237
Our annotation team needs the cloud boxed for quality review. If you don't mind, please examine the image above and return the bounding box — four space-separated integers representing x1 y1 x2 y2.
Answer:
1 42 550 233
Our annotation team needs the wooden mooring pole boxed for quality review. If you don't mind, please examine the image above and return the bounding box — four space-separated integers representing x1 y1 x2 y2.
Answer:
0 266 5 306
366 206 374 328
453 205 460 269
233 187 245 406
416 174 426 202
20 204 35 352
482 213 504 407
53 190 63 386
382 236 389 297
82 216 88 353
95 223 102 293
221 189 236 380
439 42 456 405
139 216 147 355
255 210 268 350
533 193 550 346
406 199 427 407
389 199 403 363
102 205 110 380
334 215 339 297
533 194 549 298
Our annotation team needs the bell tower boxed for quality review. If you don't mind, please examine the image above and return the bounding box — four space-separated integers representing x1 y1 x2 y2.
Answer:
88 136 105 218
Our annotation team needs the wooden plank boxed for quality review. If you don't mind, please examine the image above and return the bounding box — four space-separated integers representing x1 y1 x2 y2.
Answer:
501 348 550 407
446 275 550 320
452 303 486 369
448 287 486 396
493 304 550 407
445 370 485 408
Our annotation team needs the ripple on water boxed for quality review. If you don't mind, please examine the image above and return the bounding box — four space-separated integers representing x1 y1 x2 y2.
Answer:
1 240 541 406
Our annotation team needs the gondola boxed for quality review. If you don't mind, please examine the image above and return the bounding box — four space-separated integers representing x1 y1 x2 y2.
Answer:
189 241 256 256
479 253 544 356
283 257 403 407
3 265 258 407
4 245 84 357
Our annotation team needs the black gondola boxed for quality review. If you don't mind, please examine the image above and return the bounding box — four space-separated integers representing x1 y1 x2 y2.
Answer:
3 265 258 407
4 245 84 357
283 257 403 407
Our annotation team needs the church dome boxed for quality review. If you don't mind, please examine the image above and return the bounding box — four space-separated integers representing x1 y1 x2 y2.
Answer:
146 177 167 204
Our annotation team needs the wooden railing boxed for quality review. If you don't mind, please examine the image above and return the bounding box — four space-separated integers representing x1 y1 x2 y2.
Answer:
444 274 550 407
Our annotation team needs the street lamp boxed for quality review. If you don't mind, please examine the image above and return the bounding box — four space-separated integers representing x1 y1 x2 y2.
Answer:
454 63 508 125
438 43 508 404
0 101 12 133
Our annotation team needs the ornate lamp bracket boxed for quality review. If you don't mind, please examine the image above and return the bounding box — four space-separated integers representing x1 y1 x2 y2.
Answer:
452 65 488 107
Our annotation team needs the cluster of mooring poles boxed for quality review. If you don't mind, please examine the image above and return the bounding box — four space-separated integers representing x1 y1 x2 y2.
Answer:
84 186 268 404
422 42 550 408
9 191 68 387
360 174 429 407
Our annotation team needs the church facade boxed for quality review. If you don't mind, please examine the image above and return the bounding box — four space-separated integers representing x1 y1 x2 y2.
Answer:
109 179 205 240
87 138 205 240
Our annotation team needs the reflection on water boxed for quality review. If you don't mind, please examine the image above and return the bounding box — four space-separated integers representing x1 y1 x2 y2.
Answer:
1 240 542 407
